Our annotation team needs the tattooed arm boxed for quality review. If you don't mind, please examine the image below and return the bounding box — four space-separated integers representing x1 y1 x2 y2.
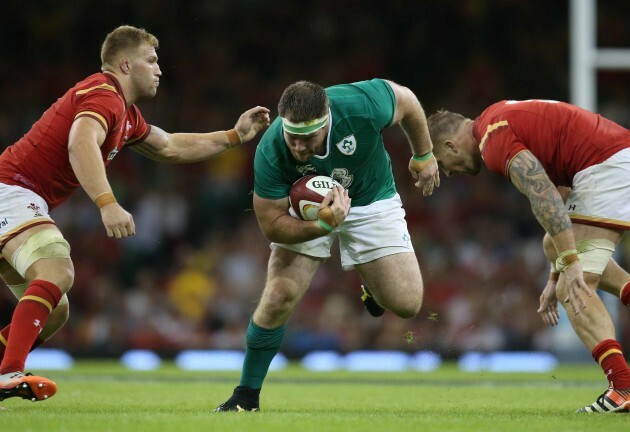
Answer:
508 150 591 314
507 151 573 242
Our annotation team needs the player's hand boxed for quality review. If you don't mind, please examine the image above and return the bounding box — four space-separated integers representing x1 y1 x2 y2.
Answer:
234 106 271 143
409 154 440 196
318 185 351 228
537 279 560 326
561 262 593 315
100 203 136 239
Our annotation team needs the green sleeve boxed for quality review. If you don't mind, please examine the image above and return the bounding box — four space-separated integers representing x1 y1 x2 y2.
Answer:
352 78 396 130
253 135 292 200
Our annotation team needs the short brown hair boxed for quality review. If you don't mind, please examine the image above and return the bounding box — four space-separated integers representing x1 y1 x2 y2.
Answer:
278 81 329 122
101 25 159 66
427 110 467 146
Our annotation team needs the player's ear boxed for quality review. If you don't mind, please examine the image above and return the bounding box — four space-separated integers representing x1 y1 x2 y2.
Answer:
444 140 457 153
119 57 131 74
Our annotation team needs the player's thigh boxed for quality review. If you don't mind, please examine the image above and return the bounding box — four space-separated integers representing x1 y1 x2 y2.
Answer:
255 246 324 327
261 245 323 304
2 225 74 291
356 252 423 308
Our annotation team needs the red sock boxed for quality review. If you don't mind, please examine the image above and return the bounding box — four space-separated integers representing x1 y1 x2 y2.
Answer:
0 324 45 363
0 280 62 374
621 281 630 306
592 339 630 389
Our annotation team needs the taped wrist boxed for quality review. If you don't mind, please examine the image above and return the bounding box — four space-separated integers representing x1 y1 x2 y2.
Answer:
410 151 435 172
317 207 337 232
555 249 579 272
226 128 242 148
94 192 117 208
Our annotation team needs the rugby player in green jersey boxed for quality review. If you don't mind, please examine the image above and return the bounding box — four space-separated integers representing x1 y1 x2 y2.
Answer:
215 79 439 412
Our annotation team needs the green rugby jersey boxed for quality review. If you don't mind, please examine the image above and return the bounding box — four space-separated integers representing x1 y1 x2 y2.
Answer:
254 79 399 207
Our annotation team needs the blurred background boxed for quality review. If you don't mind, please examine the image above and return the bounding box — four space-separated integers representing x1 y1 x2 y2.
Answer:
1 0 629 362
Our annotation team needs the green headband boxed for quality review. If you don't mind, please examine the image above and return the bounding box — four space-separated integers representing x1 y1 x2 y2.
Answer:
281 114 329 135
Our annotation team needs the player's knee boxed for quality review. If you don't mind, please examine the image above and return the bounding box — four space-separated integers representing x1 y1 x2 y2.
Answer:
53 265 75 292
12 229 73 290
261 284 300 314
390 287 423 318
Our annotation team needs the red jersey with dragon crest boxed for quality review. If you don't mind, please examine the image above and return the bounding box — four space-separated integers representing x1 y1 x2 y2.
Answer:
473 99 630 187
0 72 150 210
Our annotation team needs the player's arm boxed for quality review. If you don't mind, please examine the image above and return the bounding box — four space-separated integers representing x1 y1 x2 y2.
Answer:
68 117 135 238
384 79 439 196
508 151 574 251
508 150 591 313
130 106 270 163
253 187 349 244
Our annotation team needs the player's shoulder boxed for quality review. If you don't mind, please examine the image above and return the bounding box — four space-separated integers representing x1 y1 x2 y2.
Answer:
326 78 390 98
72 73 122 100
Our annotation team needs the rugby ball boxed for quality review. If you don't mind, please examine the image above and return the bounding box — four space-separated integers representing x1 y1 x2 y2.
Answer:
289 175 341 220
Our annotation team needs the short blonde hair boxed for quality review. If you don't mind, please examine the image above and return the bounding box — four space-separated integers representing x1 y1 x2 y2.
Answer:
100 25 159 66
427 110 467 147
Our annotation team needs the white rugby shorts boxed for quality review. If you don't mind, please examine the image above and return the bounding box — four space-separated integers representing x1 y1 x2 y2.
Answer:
274 193 414 270
0 183 54 254
567 148 630 230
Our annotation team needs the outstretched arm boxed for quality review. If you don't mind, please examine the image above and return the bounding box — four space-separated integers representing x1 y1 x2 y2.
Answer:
384 80 439 196
508 150 592 314
130 106 270 163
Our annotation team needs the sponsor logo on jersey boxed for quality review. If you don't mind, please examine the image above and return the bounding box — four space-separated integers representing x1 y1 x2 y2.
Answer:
336 135 357 155
296 164 317 175
330 168 354 189
0 217 8 228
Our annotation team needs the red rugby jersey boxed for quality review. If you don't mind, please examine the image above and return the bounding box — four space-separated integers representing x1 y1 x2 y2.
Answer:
474 99 630 186
0 73 150 210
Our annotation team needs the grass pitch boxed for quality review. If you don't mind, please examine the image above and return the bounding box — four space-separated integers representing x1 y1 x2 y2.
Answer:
0 361 627 432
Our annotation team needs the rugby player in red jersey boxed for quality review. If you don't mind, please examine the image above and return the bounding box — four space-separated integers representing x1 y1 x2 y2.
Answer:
428 99 630 413
0 25 269 402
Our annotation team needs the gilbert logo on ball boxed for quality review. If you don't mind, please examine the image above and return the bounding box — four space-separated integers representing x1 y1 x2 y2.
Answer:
289 175 342 221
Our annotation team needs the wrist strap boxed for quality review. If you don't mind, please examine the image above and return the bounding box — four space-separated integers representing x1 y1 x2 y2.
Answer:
317 219 334 233
412 151 433 162
226 129 242 148
94 192 117 208
556 249 579 272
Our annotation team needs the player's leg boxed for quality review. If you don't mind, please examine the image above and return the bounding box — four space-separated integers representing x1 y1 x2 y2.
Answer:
0 225 73 402
215 246 323 412
0 259 69 363
337 194 419 317
355 252 423 318
555 224 630 412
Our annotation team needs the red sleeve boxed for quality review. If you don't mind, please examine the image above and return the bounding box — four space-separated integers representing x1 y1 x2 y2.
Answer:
480 121 527 177
73 85 124 134
124 105 151 146
475 111 527 177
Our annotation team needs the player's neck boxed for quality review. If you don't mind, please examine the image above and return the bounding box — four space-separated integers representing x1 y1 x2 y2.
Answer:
102 70 134 107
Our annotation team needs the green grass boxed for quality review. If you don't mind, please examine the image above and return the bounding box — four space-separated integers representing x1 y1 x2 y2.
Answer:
1 361 627 432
